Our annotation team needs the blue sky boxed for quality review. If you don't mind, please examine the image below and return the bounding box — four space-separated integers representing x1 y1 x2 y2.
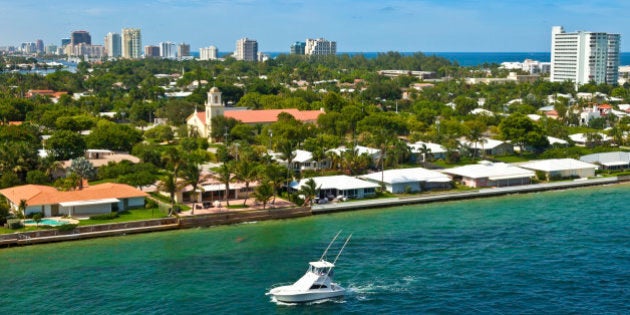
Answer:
1 0 628 52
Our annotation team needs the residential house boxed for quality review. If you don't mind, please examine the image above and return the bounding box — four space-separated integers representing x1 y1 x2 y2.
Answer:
358 167 452 193
460 137 514 157
0 183 147 217
441 161 535 188
408 141 447 162
580 152 630 170
519 158 598 180
290 175 380 201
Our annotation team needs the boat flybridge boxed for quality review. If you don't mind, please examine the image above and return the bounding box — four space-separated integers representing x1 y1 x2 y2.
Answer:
267 231 352 303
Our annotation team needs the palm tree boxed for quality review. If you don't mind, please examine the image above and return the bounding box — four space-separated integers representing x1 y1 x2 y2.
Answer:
418 143 432 165
298 178 320 206
67 157 96 190
181 163 202 215
253 181 274 209
234 159 258 206
214 162 234 207
158 172 179 216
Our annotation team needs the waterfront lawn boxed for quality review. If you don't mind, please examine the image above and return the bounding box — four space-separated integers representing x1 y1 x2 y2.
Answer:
77 208 168 226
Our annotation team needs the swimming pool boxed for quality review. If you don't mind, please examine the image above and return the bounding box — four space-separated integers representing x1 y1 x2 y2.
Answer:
23 218 71 226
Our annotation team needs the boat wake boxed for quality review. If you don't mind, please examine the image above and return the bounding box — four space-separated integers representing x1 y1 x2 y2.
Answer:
346 275 419 300
269 295 346 306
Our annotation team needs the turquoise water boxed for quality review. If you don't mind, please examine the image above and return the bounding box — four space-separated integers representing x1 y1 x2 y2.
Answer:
23 218 69 226
1 185 628 314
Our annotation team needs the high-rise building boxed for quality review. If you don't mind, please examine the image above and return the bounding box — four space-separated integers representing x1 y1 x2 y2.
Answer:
199 46 218 60
234 38 258 61
550 26 621 86
45 45 57 55
121 28 142 59
104 32 122 58
159 42 176 59
61 38 71 47
305 38 336 56
71 31 91 45
290 41 306 55
35 40 44 53
177 43 191 58
144 45 160 58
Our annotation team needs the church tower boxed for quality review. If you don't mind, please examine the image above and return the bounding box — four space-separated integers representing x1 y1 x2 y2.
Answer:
205 87 224 139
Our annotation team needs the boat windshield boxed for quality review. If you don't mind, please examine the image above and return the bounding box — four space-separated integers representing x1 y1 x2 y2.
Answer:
309 266 332 276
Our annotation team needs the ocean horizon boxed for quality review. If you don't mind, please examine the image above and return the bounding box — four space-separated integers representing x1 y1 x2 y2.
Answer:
200 51 630 67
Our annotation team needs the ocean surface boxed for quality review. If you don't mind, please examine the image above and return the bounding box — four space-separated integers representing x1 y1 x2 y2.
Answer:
1 184 628 314
219 51 630 67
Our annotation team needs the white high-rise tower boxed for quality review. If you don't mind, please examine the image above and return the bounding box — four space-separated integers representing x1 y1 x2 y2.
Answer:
550 26 620 86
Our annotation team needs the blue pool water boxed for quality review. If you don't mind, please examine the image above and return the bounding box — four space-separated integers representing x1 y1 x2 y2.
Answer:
23 218 70 226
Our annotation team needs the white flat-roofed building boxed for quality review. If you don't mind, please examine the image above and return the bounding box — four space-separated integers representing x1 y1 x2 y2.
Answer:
359 167 452 193
580 151 630 170
200 46 218 60
270 149 330 172
519 158 598 179
442 161 535 188
547 136 569 146
568 133 611 146
305 38 336 56
550 26 620 86
408 141 447 161
460 137 514 157
328 145 381 162
290 175 380 200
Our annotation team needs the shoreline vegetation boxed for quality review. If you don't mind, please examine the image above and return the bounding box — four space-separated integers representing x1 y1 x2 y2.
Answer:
2 177 627 247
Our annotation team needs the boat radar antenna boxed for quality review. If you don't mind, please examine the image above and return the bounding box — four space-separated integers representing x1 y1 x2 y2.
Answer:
319 230 342 261
333 234 352 265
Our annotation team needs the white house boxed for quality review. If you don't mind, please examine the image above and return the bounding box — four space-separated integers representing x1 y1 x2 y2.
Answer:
408 141 447 161
441 161 535 188
290 175 380 200
328 145 381 162
569 133 611 146
358 167 452 193
272 149 330 172
460 137 514 157
519 158 598 179
580 152 630 170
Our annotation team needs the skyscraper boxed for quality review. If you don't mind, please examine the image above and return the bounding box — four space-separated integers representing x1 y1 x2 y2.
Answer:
61 38 71 47
177 43 191 58
199 46 218 60
550 26 620 86
71 31 91 45
234 38 258 61
104 32 122 58
35 40 44 54
144 46 160 58
121 28 142 59
305 38 336 56
290 41 306 55
159 42 176 59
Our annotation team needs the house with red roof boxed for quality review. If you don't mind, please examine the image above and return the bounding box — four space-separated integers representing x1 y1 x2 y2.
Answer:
186 87 323 140
0 183 147 217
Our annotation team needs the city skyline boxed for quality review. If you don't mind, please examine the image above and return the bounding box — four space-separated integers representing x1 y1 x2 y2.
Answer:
0 0 629 52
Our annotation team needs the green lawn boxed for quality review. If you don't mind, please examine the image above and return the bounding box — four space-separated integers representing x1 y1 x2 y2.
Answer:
77 208 169 226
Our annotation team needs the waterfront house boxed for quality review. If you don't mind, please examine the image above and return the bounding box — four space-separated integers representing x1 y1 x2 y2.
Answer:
271 149 330 172
441 161 535 188
580 152 630 171
358 167 452 193
0 183 147 217
290 175 380 201
519 158 597 180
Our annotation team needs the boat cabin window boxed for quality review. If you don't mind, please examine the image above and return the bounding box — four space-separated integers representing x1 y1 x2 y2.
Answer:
309 284 328 290
309 266 331 275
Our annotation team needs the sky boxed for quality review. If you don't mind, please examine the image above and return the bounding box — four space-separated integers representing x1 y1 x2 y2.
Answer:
1 0 629 53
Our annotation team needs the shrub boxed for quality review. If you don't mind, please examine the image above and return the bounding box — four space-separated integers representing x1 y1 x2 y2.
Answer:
7 219 23 229
145 199 157 209
89 213 119 220
26 212 43 219
56 224 78 231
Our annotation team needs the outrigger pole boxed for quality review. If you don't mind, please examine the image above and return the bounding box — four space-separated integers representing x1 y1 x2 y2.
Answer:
320 230 342 261
333 234 352 265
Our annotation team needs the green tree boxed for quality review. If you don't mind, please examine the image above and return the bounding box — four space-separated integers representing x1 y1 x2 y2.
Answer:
253 181 274 209
213 162 234 207
67 157 96 190
86 120 142 152
47 130 86 160
298 178 320 206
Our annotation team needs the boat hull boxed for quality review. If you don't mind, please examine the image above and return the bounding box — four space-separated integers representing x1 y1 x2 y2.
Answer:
269 286 345 303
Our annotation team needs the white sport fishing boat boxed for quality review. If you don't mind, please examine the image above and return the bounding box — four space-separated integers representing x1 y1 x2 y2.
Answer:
267 232 352 303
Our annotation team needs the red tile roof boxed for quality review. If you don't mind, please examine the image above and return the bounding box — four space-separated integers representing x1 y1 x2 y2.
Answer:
192 109 323 125
0 183 147 206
